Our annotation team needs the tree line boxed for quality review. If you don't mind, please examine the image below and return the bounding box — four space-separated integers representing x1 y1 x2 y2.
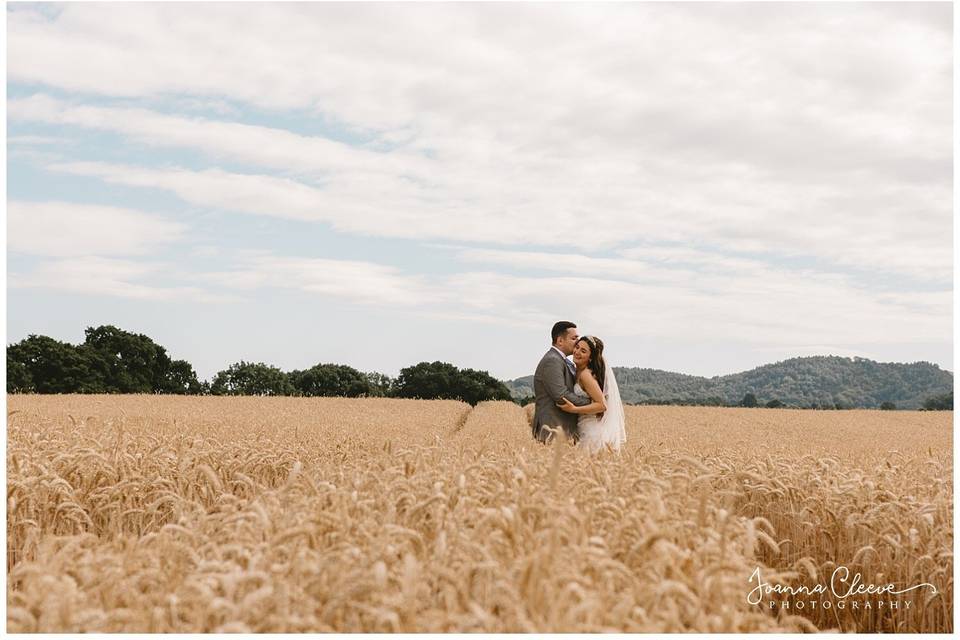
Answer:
6 325 512 406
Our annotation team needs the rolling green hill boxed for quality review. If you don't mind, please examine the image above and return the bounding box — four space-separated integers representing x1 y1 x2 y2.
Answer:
504 355 953 409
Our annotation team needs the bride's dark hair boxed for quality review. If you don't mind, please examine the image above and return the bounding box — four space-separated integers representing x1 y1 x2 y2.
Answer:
576 335 606 391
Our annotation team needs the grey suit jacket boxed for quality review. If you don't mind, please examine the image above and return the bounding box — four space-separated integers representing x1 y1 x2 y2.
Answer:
532 348 590 442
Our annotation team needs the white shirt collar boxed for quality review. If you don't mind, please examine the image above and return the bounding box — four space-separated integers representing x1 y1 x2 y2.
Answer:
551 345 568 359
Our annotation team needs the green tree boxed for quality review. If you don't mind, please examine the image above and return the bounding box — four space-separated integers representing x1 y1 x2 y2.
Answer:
160 359 204 394
364 371 395 397
922 391 953 410
880 401 897 411
395 361 459 400
7 335 110 393
765 399 783 408
7 352 34 392
454 367 514 405
290 363 373 397
394 361 512 405
83 325 173 393
741 392 758 408
210 361 293 396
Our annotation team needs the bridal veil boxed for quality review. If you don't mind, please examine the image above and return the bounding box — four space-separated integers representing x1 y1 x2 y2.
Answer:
602 361 627 448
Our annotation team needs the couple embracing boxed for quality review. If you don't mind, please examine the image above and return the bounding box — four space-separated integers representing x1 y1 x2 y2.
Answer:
532 321 626 453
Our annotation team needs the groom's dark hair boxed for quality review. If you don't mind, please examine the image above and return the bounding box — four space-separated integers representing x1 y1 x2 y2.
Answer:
551 321 577 345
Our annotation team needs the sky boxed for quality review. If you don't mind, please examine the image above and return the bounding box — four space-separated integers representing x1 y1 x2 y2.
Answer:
6 2 953 382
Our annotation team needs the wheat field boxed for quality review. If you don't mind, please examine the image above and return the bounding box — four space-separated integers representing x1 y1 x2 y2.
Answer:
6 395 953 633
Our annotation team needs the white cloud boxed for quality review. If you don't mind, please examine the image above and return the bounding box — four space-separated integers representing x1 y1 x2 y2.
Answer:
9 256 230 302
7 134 70 146
5 3 951 372
448 244 951 348
8 94 420 179
7 2 950 283
45 160 603 245
198 255 436 307
7 4 950 150
185 249 951 349
47 162 336 223
436 269 950 349
190 245 222 258
7 240 949 368
456 246 756 285
41 152 952 283
7 201 187 257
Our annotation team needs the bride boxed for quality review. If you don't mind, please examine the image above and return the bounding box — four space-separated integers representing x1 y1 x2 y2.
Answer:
556 335 626 453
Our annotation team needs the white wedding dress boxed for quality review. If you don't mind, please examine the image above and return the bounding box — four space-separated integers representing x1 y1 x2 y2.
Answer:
574 361 626 453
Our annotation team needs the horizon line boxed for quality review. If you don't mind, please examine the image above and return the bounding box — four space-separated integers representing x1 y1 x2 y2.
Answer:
503 354 954 382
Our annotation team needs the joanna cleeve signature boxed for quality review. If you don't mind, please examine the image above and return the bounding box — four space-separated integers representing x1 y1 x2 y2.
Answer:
747 566 937 605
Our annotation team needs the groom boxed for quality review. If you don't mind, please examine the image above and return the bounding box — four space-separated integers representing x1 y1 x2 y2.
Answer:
532 321 591 443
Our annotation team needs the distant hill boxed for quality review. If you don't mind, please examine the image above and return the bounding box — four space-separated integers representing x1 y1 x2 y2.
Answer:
503 355 953 409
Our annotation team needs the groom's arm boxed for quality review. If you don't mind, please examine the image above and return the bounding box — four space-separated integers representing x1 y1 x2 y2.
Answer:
542 356 591 406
